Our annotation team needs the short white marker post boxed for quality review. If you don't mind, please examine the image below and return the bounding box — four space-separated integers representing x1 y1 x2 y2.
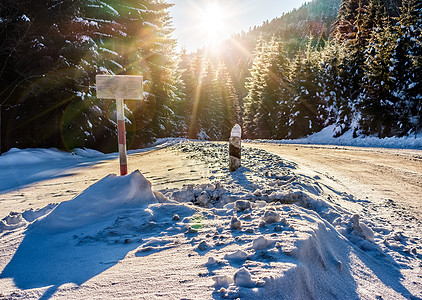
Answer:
96 75 143 176
229 124 242 172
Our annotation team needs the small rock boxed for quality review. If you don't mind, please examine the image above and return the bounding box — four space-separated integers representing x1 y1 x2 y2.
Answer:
187 226 199 233
206 256 217 266
274 225 283 232
253 189 262 197
230 217 242 230
256 280 266 287
393 232 403 241
235 200 252 211
240 213 252 220
197 191 209 206
255 200 267 207
197 241 209 251
138 246 154 252
172 214 180 221
262 210 281 224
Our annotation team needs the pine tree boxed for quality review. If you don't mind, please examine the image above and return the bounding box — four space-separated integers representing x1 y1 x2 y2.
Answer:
393 0 422 136
258 38 292 139
361 14 397 137
179 49 198 138
243 35 270 138
318 41 353 136
289 42 328 138
334 0 369 137
202 61 223 140
185 52 208 139
215 63 240 139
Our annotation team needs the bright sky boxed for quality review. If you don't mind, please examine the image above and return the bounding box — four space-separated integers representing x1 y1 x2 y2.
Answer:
167 0 308 51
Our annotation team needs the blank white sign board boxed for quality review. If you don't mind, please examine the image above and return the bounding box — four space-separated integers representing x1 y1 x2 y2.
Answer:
96 75 143 100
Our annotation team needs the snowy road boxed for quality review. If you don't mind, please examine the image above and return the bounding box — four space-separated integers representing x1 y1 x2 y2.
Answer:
246 143 422 221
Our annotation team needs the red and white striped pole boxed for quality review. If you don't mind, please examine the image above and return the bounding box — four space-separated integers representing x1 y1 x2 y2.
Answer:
96 75 143 176
116 98 128 176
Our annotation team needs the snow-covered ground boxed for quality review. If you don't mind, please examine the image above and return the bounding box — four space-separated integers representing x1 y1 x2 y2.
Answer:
0 139 421 299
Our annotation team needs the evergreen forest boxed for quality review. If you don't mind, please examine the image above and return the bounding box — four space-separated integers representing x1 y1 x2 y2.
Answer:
1 0 421 153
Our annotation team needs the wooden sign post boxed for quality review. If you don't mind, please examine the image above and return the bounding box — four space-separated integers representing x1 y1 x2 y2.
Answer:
96 75 143 176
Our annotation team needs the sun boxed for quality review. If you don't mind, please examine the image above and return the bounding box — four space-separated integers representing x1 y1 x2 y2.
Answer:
199 2 227 46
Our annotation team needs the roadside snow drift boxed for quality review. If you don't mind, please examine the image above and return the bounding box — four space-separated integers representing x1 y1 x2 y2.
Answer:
33 170 159 233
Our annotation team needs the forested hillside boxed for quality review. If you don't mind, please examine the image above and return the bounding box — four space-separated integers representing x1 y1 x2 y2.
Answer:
188 0 421 139
1 0 421 153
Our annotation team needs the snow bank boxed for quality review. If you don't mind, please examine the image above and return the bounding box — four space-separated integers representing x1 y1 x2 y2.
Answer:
250 125 422 149
0 148 78 166
32 170 160 233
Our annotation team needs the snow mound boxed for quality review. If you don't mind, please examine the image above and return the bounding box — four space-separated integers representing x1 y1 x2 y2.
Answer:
224 250 249 261
234 267 255 288
252 236 272 250
32 170 161 233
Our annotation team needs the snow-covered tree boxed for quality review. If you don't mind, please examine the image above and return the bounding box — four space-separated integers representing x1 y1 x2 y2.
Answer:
361 15 397 137
215 63 241 139
393 0 422 136
318 42 354 136
243 35 270 138
258 38 292 139
289 43 328 138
